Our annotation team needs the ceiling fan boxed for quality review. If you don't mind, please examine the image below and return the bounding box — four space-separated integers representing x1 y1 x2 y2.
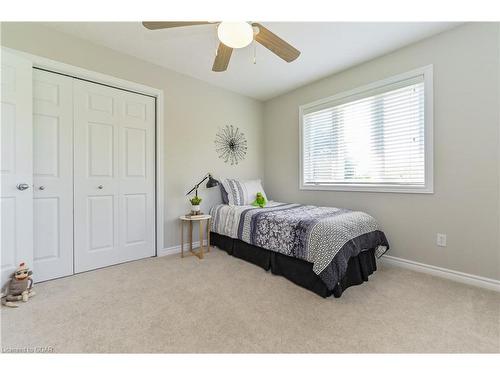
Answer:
142 21 301 72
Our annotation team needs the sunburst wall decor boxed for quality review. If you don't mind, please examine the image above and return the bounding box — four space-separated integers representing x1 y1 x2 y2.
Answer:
214 125 247 165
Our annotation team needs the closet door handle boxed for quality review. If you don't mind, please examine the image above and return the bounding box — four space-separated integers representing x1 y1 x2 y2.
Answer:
38 186 45 190
97 185 103 190
16 183 30 191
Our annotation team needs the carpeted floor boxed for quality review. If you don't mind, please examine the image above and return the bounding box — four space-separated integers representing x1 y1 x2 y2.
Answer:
1 248 499 353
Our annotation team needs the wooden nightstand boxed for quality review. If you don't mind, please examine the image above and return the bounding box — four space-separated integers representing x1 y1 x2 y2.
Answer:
179 214 211 259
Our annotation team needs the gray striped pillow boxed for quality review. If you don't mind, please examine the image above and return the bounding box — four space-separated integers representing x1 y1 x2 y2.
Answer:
222 179 246 205
221 179 267 206
220 184 229 204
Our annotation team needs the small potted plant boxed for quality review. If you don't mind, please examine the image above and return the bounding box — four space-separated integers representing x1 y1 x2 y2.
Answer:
190 195 202 215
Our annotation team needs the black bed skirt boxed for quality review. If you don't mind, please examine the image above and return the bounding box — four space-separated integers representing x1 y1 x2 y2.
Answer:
210 232 377 298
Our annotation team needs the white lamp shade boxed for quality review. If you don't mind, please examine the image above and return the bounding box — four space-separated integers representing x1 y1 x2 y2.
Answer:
217 22 254 49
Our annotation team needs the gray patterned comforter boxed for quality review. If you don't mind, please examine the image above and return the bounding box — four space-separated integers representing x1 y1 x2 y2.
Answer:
210 202 389 290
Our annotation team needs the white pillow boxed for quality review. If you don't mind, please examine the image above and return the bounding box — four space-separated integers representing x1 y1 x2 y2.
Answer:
221 179 267 206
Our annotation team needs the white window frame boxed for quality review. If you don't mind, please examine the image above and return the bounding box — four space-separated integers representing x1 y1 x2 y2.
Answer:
299 65 434 194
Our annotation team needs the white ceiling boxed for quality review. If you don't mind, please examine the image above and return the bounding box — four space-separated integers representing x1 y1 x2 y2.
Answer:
44 22 459 101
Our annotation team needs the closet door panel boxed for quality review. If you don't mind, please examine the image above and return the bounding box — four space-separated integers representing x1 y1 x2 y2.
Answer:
88 122 114 177
88 195 115 250
74 80 155 273
119 92 155 255
32 69 74 282
0 51 33 287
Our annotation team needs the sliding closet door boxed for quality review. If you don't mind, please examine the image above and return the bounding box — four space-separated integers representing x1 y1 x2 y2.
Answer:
32 69 74 282
0 51 33 286
73 80 155 273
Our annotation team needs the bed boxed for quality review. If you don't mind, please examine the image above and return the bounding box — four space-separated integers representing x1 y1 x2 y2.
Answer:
209 201 389 298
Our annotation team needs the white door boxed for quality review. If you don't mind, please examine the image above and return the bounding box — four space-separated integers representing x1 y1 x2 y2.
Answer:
32 69 74 282
0 51 33 287
73 80 155 273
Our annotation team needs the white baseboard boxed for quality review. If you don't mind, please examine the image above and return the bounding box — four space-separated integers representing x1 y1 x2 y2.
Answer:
380 255 500 292
158 241 204 257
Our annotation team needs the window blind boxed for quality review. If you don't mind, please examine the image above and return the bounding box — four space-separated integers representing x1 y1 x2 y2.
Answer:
302 75 426 189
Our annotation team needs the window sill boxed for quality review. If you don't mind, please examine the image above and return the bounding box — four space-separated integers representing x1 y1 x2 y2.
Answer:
299 184 434 194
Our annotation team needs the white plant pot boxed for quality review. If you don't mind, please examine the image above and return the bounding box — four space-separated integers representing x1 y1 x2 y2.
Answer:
191 204 200 213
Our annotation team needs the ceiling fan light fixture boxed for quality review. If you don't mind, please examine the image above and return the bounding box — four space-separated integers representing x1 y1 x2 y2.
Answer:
217 22 254 49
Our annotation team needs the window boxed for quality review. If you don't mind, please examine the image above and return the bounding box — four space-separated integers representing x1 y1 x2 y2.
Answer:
300 66 433 193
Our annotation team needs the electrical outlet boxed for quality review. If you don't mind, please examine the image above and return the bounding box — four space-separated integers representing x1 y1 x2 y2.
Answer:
437 233 447 247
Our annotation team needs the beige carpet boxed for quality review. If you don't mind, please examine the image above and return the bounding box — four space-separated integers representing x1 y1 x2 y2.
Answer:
1 249 499 353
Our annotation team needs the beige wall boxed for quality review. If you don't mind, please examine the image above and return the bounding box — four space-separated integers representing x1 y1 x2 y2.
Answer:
1 22 264 249
263 23 500 280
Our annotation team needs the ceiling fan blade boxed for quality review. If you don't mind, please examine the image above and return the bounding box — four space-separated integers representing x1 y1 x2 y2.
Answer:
142 21 212 30
212 43 233 72
252 23 300 63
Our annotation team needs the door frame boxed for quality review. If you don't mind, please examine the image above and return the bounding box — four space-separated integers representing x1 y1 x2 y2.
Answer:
1 46 165 256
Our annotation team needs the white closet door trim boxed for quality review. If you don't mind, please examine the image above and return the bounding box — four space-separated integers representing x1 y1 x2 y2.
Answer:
1 46 166 254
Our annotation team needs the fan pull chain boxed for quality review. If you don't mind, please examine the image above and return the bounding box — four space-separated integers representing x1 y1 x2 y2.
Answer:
214 24 219 57
253 39 257 64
